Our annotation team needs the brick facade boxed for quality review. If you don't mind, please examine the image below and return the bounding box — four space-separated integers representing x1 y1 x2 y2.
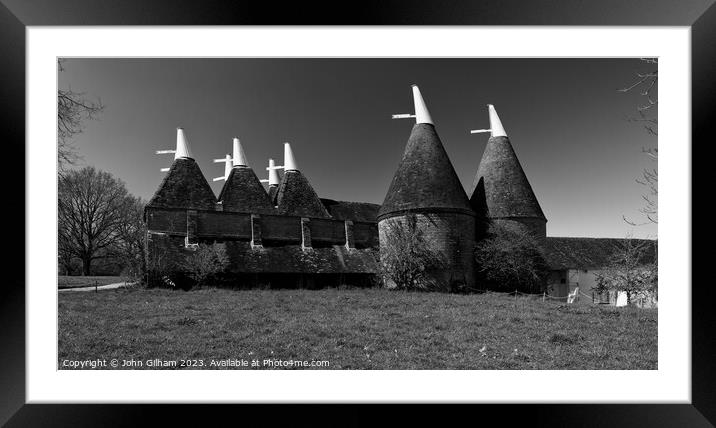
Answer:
378 212 476 289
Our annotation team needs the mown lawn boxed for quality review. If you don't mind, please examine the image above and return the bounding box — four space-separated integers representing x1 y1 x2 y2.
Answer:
58 275 126 289
58 287 657 370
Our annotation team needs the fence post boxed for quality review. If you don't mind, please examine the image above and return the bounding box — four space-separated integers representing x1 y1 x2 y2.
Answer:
95 280 98 293
543 292 545 302
514 289 517 300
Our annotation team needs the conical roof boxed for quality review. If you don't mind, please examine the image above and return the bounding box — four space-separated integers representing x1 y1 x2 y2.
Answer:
378 123 473 219
218 166 276 214
469 135 546 220
148 158 217 210
275 170 331 218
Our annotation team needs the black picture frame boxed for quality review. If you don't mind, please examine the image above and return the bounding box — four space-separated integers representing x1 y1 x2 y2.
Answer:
1 0 711 425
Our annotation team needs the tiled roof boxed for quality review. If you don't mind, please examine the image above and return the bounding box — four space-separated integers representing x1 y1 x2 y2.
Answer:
321 199 380 223
275 170 331 218
147 158 216 210
224 242 378 274
217 167 276 214
545 237 657 270
470 136 546 221
378 123 473 219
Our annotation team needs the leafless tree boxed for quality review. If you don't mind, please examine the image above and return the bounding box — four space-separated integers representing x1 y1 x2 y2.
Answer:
594 237 657 305
378 214 448 291
57 59 104 172
619 58 658 224
113 196 148 280
58 166 135 275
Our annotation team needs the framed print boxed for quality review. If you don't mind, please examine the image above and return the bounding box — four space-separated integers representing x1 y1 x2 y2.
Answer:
1 0 712 425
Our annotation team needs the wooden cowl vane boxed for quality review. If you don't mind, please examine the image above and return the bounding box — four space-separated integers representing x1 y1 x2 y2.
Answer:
469 105 547 241
216 138 276 214
275 142 331 219
148 128 217 210
262 158 281 206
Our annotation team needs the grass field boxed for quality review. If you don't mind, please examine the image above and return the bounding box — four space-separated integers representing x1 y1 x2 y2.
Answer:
58 275 126 289
58 287 657 370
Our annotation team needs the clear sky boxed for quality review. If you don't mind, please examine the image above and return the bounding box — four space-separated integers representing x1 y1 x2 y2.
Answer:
59 58 657 239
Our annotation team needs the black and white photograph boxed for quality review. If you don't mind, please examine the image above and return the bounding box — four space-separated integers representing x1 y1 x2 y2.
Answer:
57 57 659 370
2 0 711 422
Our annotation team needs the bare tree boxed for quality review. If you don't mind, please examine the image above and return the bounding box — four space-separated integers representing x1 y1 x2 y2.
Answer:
58 166 135 275
594 238 657 305
474 222 549 294
619 58 658 224
58 59 104 172
113 196 148 280
378 214 448 291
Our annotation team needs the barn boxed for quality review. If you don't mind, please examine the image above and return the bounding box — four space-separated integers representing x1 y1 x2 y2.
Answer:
145 130 379 289
144 85 657 298
544 237 658 307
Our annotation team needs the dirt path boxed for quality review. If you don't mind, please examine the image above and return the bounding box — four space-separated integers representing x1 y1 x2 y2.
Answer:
59 282 135 292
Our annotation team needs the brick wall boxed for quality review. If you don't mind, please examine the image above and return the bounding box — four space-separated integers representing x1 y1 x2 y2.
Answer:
378 211 476 288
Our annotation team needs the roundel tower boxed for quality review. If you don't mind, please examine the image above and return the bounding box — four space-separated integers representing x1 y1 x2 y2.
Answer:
378 85 476 289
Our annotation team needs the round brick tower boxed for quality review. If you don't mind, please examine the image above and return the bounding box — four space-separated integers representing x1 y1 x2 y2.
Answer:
378 85 476 289
469 105 547 245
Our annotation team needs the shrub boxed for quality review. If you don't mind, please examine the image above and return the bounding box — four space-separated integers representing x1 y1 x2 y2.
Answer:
474 222 549 293
184 243 230 287
594 238 657 305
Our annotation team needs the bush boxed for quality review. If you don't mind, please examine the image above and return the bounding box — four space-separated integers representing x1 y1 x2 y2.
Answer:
594 238 657 305
474 222 549 293
184 243 230 287
378 214 449 291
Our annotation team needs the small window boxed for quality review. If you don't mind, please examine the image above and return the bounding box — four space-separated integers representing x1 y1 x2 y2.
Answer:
560 278 566 284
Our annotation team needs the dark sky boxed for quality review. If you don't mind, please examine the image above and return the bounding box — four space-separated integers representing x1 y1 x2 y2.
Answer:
59 58 657 239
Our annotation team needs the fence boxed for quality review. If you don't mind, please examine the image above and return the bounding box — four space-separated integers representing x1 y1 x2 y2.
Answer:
465 288 605 307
